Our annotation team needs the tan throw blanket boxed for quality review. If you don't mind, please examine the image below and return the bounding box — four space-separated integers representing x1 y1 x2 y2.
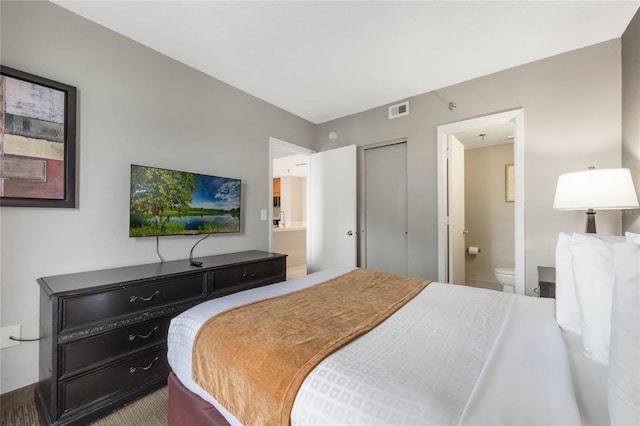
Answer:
192 268 430 426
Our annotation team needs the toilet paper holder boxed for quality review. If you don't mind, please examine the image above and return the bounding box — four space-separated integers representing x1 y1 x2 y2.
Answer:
467 246 481 255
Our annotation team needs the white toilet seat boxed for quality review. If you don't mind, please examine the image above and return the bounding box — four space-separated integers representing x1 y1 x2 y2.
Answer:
494 267 516 293
494 267 515 276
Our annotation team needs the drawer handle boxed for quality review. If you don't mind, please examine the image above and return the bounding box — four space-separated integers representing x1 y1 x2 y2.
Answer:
128 326 159 342
242 271 258 278
129 290 160 303
129 356 159 374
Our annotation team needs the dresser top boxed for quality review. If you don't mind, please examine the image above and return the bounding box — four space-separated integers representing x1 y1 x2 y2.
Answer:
38 250 286 297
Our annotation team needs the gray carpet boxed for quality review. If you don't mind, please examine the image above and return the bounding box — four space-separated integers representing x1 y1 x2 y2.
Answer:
0 385 168 426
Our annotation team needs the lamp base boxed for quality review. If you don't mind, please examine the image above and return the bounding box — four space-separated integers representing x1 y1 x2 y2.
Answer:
585 210 596 233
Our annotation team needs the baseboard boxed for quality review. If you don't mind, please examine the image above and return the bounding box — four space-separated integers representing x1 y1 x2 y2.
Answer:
1 382 37 409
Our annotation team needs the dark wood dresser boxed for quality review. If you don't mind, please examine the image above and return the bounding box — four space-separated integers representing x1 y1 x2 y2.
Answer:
36 250 286 426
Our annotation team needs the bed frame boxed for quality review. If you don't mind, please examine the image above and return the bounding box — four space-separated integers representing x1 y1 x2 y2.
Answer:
167 372 230 426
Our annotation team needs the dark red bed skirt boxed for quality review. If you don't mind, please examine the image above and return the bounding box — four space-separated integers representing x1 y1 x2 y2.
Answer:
167 371 231 426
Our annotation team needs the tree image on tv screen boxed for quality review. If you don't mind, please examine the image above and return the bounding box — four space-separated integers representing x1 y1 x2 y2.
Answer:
130 167 196 235
129 165 241 237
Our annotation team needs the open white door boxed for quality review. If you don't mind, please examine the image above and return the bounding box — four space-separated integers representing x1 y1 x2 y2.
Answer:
448 135 466 285
308 145 357 272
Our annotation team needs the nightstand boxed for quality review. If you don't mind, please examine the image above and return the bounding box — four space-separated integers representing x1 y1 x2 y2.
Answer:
537 266 556 299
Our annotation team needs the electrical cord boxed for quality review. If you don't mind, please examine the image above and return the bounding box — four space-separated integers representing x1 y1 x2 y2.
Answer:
189 233 212 267
9 336 42 342
156 235 165 263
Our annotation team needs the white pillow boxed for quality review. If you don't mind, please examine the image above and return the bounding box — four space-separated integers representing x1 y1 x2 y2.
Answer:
608 242 640 425
570 233 624 363
555 233 581 334
626 231 640 244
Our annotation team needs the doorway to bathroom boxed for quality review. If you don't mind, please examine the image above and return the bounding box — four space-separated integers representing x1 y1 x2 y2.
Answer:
436 109 525 295
450 124 514 291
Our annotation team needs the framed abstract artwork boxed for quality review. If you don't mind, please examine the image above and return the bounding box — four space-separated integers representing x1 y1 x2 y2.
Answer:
0 66 77 207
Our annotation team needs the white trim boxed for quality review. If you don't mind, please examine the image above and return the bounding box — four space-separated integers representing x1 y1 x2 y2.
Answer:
436 109 526 295
268 137 315 254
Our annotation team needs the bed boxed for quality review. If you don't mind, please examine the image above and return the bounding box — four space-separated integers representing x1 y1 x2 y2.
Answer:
165 258 632 426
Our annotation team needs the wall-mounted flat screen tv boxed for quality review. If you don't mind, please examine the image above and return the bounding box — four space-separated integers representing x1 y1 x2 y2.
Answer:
129 164 241 237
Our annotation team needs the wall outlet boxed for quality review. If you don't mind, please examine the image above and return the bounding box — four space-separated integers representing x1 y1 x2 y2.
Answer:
1 324 21 349
260 209 267 221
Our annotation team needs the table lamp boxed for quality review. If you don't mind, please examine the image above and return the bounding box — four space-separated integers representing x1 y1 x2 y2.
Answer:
553 167 639 233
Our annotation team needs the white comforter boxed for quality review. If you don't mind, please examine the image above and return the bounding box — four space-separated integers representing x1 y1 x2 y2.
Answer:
167 268 581 425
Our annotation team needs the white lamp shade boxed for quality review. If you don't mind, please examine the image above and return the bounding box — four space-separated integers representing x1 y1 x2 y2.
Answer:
553 168 639 210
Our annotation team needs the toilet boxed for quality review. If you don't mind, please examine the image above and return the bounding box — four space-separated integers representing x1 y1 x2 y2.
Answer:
494 267 515 293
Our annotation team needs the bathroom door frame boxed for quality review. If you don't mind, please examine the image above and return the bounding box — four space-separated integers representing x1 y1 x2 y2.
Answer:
436 109 525 295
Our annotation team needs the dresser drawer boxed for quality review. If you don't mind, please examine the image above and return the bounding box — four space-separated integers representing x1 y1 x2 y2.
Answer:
60 347 169 417
61 273 207 331
60 316 172 377
213 258 284 294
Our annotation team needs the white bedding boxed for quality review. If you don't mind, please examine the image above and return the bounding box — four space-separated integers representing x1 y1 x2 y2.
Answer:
167 268 582 425
562 331 610 426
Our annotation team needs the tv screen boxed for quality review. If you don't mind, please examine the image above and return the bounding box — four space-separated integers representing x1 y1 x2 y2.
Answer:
129 164 241 237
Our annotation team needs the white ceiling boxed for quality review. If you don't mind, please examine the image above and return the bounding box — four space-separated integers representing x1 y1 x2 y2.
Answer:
273 154 309 178
52 1 639 124
454 121 514 150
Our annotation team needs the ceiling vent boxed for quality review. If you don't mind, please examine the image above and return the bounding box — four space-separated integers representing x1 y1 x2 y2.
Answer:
389 101 409 119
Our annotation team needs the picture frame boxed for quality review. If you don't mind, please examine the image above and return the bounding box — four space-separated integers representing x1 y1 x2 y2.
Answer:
505 163 514 203
1 66 77 208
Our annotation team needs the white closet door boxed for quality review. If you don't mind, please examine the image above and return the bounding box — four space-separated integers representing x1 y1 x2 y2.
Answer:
308 145 357 272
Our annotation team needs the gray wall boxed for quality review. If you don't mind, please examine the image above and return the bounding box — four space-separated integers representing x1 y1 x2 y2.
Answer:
0 1 314 393
464 144 515 289
622 9 640 232
316 40 624 291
